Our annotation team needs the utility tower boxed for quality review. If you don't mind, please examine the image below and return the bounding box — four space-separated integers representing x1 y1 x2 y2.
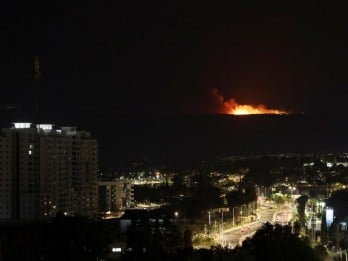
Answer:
34 56 41 121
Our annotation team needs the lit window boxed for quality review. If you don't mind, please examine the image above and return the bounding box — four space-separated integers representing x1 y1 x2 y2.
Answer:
14 123 31 129
28 150 32 155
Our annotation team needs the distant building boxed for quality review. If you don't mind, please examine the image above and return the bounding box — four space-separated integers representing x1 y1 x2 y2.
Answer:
0 123 97 220
326 208 334 228
119 208 174 233
97 180 134 215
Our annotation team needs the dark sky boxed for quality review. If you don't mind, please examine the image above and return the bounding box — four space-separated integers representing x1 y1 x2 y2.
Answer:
1 1 348 169
1 1 348 116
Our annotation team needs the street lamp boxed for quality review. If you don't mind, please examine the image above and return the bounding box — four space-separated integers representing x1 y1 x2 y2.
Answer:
232 207 236 227
240 204 247 225
220 209 224 235
173 211 179 225
218 208 229 246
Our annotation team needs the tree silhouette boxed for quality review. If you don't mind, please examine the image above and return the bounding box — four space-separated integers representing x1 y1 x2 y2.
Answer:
241 223 318 261
297 195 309 228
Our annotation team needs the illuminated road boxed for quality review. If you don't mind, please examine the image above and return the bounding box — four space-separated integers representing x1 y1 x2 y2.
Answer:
220 204 294 248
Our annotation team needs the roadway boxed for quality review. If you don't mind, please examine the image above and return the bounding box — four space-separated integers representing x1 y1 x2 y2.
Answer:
220 203 295 248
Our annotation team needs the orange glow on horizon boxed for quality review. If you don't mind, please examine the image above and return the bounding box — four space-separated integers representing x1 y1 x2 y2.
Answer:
228 103 286 115
212 88 287 115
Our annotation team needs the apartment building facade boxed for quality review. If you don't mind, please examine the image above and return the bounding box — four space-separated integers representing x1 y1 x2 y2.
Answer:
0 123 97 220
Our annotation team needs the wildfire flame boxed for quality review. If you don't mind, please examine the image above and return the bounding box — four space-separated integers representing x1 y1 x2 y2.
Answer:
212 88 286 115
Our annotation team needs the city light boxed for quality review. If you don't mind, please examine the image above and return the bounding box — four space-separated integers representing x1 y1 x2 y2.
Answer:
326 208 334 228
13 122 31 129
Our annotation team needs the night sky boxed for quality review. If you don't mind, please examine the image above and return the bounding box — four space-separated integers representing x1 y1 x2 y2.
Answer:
2 1 348 115
1 1 348 169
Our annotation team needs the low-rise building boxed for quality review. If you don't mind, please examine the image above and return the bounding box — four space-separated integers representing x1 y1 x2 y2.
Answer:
97 180 134 216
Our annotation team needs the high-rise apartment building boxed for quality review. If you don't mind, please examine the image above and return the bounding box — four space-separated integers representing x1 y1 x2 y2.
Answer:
0 123 97 220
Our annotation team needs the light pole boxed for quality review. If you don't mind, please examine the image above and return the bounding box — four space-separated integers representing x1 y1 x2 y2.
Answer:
232 207 235 227
221 209 224 242
240 204 247 225
220 208 228 246
174 211 179 224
